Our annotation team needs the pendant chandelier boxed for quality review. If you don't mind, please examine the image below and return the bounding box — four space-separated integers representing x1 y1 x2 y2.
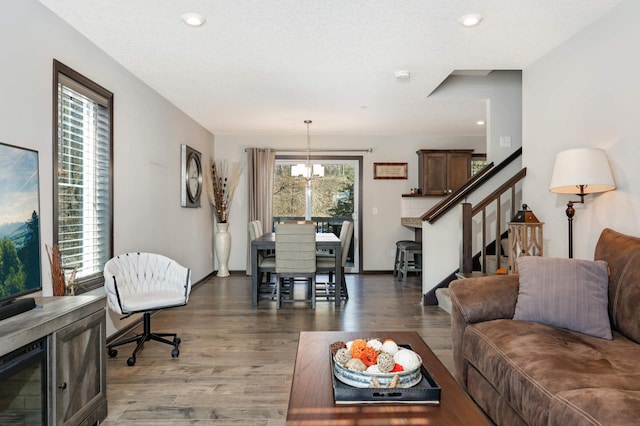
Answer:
291 120 324 179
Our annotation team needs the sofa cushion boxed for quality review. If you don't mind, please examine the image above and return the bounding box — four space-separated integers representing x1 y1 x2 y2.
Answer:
550 388 640 426
463 320 640 426
594 228 640 344
514 256 611 340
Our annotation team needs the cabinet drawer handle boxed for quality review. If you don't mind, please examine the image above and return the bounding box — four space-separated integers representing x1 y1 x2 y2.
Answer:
58 382 67 390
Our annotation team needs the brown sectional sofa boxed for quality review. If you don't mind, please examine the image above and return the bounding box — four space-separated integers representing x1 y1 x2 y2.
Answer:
449 228 640 425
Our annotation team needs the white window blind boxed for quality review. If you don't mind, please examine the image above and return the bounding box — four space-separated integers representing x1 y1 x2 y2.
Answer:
56 73 111 282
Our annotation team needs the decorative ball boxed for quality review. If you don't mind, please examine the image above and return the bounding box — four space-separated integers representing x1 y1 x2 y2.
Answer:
330 341 347 355
345 357 367 372
394 349 421 371
381 339 399 355
334 348 352 365
366 364 381 373
366 338 383 351
376 352 395 373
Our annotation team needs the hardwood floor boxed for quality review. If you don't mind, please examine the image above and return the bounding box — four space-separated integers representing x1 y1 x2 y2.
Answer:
102 273 453 425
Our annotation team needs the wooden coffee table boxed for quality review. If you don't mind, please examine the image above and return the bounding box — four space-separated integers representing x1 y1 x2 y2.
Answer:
286 331 490 425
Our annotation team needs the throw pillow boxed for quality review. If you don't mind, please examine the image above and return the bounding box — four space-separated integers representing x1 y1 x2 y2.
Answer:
514 256 612 340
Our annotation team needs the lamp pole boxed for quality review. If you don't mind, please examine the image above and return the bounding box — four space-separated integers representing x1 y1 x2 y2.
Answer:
565 186 587 259
565 201 575 258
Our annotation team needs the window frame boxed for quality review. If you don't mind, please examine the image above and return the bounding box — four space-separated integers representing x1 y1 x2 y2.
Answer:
273 155 363 273
471 153 488 176
52 60 114 292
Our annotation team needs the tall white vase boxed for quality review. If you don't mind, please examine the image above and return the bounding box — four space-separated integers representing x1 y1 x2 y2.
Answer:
215 222 231 277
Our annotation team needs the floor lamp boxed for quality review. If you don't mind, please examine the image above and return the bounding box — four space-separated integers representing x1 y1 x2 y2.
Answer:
549 148 615 258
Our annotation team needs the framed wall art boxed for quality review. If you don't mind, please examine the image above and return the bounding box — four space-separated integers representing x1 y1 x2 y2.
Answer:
180 144 203 208
373 162 408 180
0 142 42 303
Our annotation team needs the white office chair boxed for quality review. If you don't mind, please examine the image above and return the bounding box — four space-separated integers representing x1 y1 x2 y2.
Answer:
275 223 316 309
104 252 191 366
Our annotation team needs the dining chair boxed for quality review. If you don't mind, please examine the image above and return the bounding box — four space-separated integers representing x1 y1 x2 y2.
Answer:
316 220 352 264
253 219 274 255
249 221 276 299
275 223 316 309
316 220 353 300
284 220 314 225
254 219 264 236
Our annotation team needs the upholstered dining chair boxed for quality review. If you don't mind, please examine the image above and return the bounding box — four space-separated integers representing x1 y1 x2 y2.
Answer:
104 252 191 366
317 220 353 300
249 220 276 299
275 223 316 309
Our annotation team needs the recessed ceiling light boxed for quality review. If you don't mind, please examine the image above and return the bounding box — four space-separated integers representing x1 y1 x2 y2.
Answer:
394 70 410 81
459 13 483 28
476 120 486 126
182 13 207 27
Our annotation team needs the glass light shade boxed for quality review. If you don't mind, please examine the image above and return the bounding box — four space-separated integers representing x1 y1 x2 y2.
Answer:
549 148 615 194
291 163 324 178
291 164 307 177
312 164 324 177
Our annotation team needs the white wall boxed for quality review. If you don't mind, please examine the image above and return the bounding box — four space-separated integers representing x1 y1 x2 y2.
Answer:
419 70 523 295
430 71 522 164
522 0 640 260
214 134 484 272
1 1 214 334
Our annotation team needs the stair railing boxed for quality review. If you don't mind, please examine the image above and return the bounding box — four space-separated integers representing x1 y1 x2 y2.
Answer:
459 168 527 274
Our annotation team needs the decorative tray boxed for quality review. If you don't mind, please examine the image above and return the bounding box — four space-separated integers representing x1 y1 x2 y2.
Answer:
330 344 441 405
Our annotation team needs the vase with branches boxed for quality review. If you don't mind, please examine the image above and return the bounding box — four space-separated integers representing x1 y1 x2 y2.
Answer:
204 159 242 277
46 244 79 296
204 160 242 223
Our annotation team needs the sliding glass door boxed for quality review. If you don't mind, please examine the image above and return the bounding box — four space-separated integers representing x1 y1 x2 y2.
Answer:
273 156 360 273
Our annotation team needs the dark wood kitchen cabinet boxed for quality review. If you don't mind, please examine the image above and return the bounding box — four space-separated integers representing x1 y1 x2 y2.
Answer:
417 149 473 195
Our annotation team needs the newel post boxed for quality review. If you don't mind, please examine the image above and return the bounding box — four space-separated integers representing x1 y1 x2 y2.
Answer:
460 203 473 274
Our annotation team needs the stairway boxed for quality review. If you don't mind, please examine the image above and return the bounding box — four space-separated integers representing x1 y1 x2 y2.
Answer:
435 288 452 314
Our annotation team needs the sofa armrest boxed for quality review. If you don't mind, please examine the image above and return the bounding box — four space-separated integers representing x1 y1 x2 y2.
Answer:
449 274 520 324
449 274 519 388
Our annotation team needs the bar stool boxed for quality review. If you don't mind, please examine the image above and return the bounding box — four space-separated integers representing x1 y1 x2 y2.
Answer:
393 240 414 277
394 240 422 281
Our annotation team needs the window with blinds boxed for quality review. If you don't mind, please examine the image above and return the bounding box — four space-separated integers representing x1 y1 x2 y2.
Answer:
53 61 113 288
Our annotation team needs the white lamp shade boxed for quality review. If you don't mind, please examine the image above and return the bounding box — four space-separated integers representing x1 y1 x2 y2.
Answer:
549 148 615 194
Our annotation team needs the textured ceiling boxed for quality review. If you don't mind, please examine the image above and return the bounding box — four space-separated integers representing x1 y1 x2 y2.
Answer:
39 0 623 136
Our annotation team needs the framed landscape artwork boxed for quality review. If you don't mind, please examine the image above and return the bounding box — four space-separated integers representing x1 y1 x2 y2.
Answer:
0 142 41 302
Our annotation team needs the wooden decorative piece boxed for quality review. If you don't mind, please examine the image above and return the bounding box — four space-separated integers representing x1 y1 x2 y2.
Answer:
508 222 544 274
373 163 408 180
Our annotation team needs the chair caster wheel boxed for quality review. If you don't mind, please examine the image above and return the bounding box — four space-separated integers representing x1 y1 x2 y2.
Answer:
127 357 136 366
174 337 181 346
171 348 179 358
108 348 117 358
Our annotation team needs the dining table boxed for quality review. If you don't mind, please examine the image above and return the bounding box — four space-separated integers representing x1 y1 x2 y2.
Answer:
251 232 342 307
